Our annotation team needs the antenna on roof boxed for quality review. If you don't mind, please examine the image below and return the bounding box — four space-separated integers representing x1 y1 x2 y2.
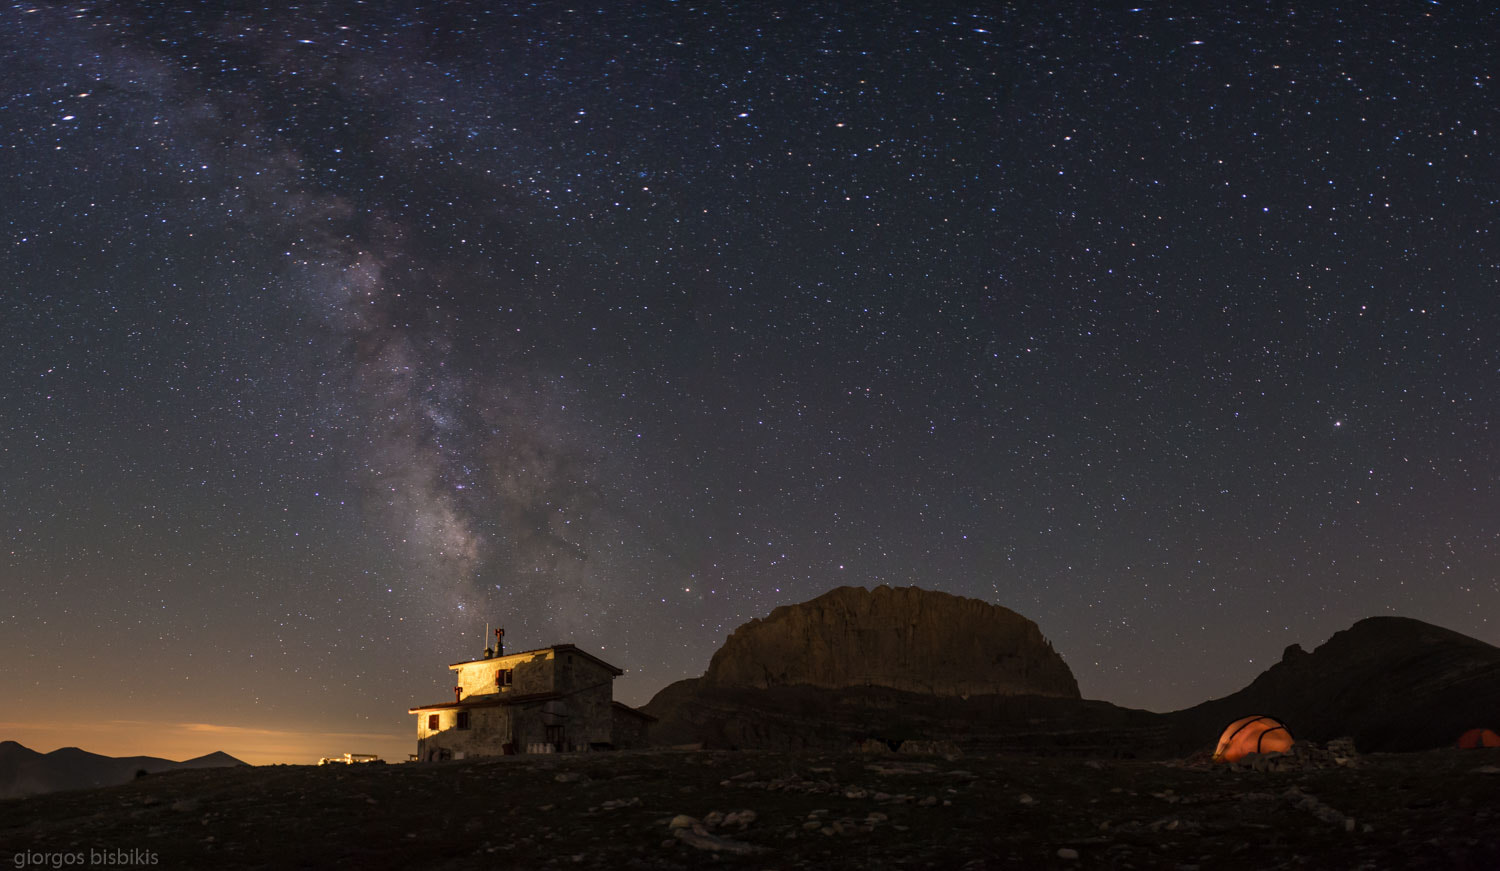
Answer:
483 622 494 659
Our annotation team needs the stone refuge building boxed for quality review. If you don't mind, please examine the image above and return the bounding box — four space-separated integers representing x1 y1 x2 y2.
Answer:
409 633 654 761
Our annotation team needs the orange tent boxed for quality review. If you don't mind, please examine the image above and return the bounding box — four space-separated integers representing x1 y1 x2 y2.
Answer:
1457 728 1500 749
1212 715 1294 762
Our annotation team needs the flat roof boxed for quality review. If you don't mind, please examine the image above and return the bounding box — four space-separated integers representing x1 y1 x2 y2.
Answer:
447 643 624 676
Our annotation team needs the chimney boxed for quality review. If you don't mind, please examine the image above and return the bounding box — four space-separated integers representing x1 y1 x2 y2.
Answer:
495 627 505 656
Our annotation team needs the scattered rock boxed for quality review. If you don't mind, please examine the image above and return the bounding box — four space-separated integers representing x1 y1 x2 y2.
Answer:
672 825 769 855
900 739 963 758
867 762 939 775
722 809 757 828
1284 787 1356 832
1326 736 1359 765
1231 739 1365 773
1057 847 1080 860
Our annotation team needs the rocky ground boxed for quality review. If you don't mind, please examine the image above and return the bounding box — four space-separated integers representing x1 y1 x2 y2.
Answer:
3 746 1498 870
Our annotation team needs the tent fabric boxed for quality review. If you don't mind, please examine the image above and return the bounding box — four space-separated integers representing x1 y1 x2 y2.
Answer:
1212 715 1294 762
1457 728 1500 749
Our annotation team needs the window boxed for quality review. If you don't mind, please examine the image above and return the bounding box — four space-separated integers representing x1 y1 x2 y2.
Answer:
456 711 471 730
497 668 513 689
427 714 439 731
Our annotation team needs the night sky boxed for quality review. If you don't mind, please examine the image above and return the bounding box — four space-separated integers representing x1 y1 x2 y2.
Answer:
2 2 1496 765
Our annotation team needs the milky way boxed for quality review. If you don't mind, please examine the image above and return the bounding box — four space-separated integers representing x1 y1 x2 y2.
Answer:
1 3 1496 762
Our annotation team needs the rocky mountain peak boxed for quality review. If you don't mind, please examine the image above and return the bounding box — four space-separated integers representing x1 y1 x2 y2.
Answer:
701 585 1079 699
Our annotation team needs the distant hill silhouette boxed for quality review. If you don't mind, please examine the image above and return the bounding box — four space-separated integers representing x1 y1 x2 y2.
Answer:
1161 616 1500 752
645 588 1500 757
0 741 247 798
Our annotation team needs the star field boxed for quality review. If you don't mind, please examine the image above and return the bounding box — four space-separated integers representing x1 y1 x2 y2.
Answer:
1 2 1495 763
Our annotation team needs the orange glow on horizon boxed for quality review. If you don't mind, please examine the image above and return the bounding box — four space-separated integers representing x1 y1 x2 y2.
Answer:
0 719 411 767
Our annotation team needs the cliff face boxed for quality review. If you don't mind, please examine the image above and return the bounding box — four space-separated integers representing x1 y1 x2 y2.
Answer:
700 585 1080 699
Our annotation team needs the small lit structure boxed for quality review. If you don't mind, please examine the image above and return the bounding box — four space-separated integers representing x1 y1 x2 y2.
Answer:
318 753 381 765
1212 715 1294 762
408 628 654 761
1457 727 1500 749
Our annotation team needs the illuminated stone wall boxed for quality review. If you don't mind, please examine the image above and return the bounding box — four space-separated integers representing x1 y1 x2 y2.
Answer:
415 706 513 761
451 649 557 699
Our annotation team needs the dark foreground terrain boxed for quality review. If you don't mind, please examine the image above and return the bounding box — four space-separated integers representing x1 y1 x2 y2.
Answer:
3 747 1497 870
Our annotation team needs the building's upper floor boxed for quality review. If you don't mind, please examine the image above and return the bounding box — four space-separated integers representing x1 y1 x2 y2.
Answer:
449 643 623 701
